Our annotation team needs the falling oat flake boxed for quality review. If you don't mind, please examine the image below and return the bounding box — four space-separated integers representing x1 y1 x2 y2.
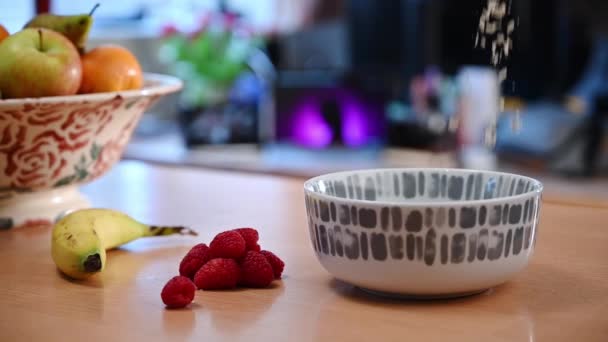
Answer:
475 0 515 68
475 0 520 141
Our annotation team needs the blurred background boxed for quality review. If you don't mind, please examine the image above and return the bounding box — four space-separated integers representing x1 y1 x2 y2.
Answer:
1 0 607 196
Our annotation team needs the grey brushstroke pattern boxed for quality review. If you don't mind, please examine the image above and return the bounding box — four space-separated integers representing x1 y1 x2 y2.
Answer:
360 231 369 260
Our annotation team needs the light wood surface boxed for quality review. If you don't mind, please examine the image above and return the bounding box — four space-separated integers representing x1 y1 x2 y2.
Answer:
0 161 607 342
124 130 608 206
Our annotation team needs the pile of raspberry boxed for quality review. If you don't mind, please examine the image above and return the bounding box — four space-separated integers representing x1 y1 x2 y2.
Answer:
161 228 285 309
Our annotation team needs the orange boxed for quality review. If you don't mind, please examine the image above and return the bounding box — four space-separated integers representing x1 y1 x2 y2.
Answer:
0 25 9 44
79 44 143 94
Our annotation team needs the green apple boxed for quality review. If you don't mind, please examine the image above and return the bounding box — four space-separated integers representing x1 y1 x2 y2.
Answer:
0 28 82 99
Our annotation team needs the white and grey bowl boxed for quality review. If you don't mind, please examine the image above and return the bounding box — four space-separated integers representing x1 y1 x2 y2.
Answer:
303 168 543 298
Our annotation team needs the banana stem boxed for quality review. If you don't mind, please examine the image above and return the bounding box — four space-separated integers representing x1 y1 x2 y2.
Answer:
146 225 198 237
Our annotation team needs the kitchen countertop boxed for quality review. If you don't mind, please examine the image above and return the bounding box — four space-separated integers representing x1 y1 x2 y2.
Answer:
0 160 607 341
124 128 608 208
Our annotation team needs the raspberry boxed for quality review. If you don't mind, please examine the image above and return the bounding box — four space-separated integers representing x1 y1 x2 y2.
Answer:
239 251 274 288
179 243 211 280
209 231 246 259
161 276 196 308
193 258 240 290
233 228 261 252
260 250 285 279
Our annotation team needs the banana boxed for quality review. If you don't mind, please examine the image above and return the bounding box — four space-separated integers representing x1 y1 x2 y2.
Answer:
51 208 197 280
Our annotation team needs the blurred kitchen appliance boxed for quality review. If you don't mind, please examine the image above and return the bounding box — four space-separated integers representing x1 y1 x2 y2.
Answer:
274 70 386 149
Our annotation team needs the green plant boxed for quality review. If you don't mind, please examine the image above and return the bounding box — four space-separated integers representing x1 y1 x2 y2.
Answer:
159 13 264 107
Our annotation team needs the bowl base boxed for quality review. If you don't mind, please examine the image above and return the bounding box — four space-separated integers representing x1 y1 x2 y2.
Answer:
0 186 91 229
356 286 490 300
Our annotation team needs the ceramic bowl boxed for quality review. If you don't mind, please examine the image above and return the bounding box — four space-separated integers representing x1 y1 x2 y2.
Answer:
304 168 543 298
0 73 182 229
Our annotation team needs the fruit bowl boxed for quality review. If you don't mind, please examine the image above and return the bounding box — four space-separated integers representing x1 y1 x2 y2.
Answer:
304 168 543 298
0 73 182 229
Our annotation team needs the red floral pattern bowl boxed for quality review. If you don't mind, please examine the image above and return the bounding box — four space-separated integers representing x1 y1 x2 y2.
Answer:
0 73 182 229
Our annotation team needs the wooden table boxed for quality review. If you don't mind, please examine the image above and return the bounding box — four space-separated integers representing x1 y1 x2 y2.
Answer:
1 161 607 341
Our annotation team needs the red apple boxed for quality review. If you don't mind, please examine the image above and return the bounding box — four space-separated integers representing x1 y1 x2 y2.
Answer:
0 28 82 99
0 24 9 44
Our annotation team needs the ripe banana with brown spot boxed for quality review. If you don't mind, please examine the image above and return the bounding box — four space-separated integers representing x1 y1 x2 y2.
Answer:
51 208 197 279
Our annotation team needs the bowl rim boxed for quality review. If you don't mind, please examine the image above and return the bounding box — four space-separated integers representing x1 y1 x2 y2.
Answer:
303 167 544 206
0 73 182 105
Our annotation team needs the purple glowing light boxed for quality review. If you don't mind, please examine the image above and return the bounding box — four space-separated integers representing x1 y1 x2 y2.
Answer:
290 102 333 148
284 89 381 148
342 99 369 146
